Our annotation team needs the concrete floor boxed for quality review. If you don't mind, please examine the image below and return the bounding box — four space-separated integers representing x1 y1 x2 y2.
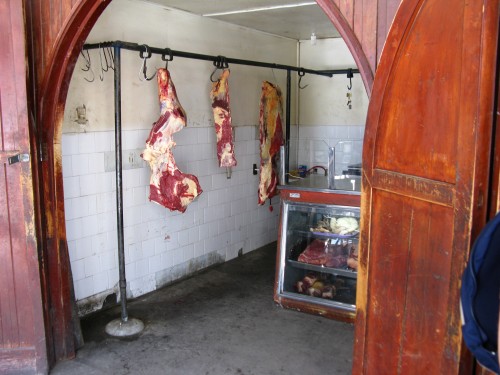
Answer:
51 243 354 375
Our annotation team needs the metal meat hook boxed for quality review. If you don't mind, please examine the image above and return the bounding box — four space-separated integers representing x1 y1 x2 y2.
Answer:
80 50 94 82
105 47 115 71
210 55 228 82
298 68 308 89
161 48 173 69
98 44 106 81
347 68 353 90
139 44 156 81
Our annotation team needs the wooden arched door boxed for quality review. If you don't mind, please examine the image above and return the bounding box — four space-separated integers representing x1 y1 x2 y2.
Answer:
353 0 499 373
28 0 391 367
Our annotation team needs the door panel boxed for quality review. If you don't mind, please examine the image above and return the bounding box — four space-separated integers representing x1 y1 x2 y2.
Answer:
375 0 463 183
365 191 454 373
0 0 47 373
353 0 500 373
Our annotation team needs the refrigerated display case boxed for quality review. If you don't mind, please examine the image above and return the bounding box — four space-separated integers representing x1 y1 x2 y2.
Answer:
274 188 360 322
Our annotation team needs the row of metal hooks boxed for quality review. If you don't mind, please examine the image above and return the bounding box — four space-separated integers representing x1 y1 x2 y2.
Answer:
80 46 115 82
80 44 355 89
298 67 354 90
81 45 234 84
80 44 172 82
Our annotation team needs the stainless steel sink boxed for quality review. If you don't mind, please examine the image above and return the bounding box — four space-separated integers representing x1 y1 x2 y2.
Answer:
284 174 361 192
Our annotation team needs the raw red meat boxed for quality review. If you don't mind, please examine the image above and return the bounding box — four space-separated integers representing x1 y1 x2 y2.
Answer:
258 81 284 205
298 239 348 269
347 244 359 270
210 69 237 168
298 240 330 265
141 68 202 212
324 254 347 268
347 257 358 270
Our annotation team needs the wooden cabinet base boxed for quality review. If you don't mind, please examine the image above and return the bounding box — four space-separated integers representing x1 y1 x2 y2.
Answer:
274 294 356 323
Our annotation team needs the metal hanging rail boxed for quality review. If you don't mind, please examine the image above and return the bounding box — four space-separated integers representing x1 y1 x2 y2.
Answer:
82 39 360 179
82 40 359 77
81 40 360 329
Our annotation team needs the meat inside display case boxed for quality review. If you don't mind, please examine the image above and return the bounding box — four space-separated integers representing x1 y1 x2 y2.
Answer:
275 201 359 317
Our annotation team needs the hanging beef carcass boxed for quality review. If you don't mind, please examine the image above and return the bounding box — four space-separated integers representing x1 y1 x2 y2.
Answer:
258 81 284 205
141 68 202 212
210 69 237 168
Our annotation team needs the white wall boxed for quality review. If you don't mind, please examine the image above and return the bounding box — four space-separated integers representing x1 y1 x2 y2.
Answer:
298 38 368 126
62 0 367 315
290 38 369 174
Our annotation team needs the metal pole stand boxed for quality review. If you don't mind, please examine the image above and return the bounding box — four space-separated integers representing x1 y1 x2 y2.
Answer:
105 44 144 338
105 317 144 337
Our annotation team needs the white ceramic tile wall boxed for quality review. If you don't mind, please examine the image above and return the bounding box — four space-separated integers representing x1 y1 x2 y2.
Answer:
289 125 365 175
63 126 279 312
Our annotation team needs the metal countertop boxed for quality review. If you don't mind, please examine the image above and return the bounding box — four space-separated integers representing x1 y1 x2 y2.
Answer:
279 174 361 195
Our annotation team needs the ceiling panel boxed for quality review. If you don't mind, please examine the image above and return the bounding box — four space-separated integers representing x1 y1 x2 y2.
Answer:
142 0 340 40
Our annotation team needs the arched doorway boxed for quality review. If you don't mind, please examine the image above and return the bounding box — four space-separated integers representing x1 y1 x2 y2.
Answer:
36 0 375 365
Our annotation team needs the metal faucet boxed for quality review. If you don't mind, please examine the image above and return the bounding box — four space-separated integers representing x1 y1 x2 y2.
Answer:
328 146 335 189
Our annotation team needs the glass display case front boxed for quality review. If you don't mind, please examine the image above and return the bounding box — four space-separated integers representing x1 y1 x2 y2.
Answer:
276 201 359 313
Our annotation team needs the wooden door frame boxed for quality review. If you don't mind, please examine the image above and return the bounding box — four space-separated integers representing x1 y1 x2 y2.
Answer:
35 0 374 364
34 0 111 364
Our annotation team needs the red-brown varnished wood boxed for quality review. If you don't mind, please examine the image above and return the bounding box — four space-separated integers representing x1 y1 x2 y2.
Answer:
374 2 462 184
338 0 354 27
317 0 401 94
274 293 356 322
492 90 500 216
364 191 454 372
279 188 361 206
25 0 111 366
357 0 378 73
0 0 48 373
473 1 500 372
377 0 401 63
470 0 500 238
354 0 500 373
488 3 500 220
317 0 374 94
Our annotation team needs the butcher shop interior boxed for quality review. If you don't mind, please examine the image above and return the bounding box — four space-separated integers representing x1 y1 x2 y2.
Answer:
56 0 369 372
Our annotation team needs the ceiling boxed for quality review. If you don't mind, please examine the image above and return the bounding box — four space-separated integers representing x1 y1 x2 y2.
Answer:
142 0 340 40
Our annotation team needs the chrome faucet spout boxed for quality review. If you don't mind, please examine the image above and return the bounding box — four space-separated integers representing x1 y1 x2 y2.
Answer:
328 147 335 189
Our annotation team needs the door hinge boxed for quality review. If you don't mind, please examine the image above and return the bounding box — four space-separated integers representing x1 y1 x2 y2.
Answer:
8 153 30 165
